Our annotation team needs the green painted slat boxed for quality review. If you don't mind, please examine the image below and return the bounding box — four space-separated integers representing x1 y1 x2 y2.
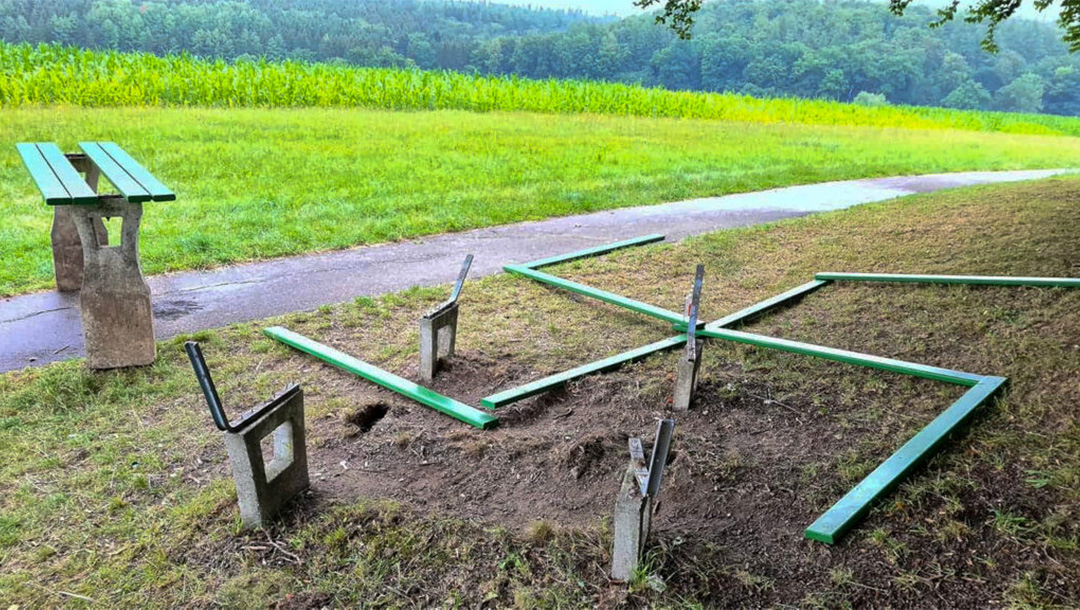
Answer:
36 143 98 205
698 327 984 386
695 279 832 330
97 142 175 201
79 141 151 203
264 326 498 430
506 265 685 325
817 272 1080 289
805 376 1007 544
522 234 666 269
17 143 71 205
481 334 687 409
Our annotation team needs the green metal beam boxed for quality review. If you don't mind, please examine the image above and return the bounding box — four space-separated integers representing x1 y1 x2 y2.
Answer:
481 334 687 409
697 327 983 386
817 272 1080 289
805 375 1007 544
521 234 666 269
264 326 498 430
694 279 832 330
505 264 685 326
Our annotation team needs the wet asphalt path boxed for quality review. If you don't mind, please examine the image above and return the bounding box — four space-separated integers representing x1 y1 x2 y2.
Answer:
0 169 1070 372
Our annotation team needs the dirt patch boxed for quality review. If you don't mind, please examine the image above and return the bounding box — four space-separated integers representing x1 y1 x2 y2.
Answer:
263 269 1080 607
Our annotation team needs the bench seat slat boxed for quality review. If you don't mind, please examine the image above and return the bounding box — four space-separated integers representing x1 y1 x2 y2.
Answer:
79 141 151 203
97 142 175 202
36 143 99 205
17 143 75 205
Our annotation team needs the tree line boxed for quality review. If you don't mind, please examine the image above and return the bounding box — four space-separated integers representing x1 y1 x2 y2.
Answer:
1 0 1078 116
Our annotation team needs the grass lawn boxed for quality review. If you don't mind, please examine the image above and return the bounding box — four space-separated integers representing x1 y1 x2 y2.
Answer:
1 177 1078 607
2 106 1080 297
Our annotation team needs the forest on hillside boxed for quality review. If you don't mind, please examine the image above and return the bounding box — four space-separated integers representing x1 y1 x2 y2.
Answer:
2 0 1078 116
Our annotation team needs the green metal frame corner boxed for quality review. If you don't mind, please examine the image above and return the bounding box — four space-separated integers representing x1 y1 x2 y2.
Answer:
804 375 1008 544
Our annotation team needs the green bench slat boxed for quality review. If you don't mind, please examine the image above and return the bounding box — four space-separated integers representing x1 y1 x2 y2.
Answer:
37 143 99 205
16 143 97 206
79 141 152 203
97 142 175 202
17 143 69 205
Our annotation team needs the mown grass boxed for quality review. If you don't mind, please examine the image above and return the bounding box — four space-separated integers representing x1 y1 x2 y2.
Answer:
3 106 1080 296
6 42 1080 138
1 177 1078 607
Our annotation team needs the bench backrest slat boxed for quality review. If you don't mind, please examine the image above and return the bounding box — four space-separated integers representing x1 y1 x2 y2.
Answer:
79 142 152 203
97 142 176 202
16 142 98 205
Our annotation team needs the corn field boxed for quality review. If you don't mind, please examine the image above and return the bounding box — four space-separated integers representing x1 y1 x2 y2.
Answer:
3 41 1080 137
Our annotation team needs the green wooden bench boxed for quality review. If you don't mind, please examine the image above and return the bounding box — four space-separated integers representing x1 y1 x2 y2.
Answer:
16 142 175 369
17 141 175 206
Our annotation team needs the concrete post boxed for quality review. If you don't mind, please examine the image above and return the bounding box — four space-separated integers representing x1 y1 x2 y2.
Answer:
419 303 459 381
611 465 652 582
673 339 704 411
611 420 673 581
69 198 155 369
50 162 107 291
222 387 310 529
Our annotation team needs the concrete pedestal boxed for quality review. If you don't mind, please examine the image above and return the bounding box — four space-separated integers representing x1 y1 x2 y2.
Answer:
223 387 310 529
673 339 704 411
419 303 459 381
50 164 107 291
611 465 653 582
69 199 155 369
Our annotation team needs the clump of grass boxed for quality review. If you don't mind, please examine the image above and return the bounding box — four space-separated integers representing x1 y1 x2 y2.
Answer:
524 521 555 546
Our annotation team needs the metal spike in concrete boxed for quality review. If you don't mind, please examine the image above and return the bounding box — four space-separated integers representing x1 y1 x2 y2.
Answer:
0 169 1071 372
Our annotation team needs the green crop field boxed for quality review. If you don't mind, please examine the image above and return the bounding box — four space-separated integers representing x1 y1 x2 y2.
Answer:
5 42 1080 136
2 43 1080 297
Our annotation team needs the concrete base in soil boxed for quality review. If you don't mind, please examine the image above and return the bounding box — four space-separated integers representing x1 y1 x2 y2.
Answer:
223 388 310 529
0 169 1071 372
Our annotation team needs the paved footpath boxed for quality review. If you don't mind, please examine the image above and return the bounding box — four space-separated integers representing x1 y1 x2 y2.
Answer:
0 169 1070 372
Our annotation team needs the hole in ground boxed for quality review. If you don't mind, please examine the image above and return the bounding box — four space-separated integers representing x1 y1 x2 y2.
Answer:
345 402 390 433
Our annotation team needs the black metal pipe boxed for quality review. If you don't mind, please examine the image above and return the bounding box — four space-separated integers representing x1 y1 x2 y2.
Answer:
185 341 299 433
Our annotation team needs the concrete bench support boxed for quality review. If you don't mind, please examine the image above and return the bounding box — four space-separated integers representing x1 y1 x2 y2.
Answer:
51 160 107 291
52 206 108 291
222 386 310 529
673 339 704 411
69 199 155 369
610 419 674 581
674 264 706 411
611 465 653 582
419 254 473 381
419 303 459 381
